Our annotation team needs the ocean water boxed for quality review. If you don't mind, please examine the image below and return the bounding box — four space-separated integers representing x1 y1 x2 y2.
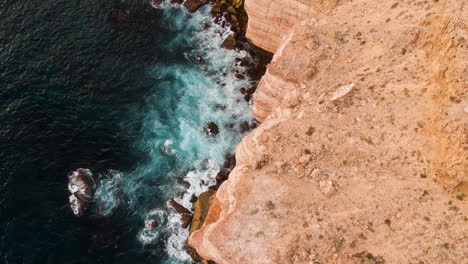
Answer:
0 0 257 263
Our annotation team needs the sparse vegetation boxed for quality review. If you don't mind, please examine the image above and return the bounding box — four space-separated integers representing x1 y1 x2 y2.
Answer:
306 126 316 136
455 193 465 201
422 190 429 196
449 96 461 103
420 173 427 179
384 219 391 226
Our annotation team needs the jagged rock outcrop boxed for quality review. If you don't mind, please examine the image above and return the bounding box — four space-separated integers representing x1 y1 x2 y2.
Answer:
190 0 467 263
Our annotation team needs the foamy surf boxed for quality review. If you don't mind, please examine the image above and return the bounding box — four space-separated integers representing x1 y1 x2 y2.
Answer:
68 168 94 216
91 2 255 263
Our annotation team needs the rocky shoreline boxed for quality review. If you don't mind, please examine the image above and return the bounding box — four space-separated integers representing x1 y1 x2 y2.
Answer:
162 1 272 263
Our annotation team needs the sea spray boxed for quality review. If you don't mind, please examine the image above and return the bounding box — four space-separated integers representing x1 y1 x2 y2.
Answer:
91 2 255 262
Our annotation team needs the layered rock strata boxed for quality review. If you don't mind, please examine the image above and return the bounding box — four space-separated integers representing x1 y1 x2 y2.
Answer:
190 0 467 263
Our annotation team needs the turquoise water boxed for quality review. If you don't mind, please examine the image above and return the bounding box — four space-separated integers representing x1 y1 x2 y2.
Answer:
0 0 257 263
94 3 255 261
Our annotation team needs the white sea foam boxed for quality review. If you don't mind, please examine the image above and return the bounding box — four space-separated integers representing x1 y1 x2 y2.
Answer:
68 168 94 216
93 3 255 263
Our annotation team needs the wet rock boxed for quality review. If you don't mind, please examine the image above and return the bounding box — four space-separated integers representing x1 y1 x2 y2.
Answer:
184 243 203 262
180 213 193 229
190 190 216 234
169 199 192 215
203 23 211 30
239 121 250 133
147 219 159 229
171 0 184 4
211 2 227 15
196 56 205 64
227 6 237 14
221 35 237 50
68 168 95 216
208 185 219 191
223 154 236 170
176 177 191 188
235 73 245 79
216 169 230 182
184 0 206 12
215 104 226 111
190 194 198 203
204 122 219 136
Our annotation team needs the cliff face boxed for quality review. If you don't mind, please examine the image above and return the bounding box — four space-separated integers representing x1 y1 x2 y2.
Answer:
244 0 345 53
190 0 468 263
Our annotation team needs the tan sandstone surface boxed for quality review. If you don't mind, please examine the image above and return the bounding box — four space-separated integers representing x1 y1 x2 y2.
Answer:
190 0 468 263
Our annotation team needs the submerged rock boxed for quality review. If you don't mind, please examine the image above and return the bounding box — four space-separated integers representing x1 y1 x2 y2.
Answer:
68 168 95 216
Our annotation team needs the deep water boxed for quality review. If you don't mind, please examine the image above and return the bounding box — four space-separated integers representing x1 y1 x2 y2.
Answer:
0 0 255 263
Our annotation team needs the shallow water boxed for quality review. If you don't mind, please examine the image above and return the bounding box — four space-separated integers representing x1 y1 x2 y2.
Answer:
0 0 255 263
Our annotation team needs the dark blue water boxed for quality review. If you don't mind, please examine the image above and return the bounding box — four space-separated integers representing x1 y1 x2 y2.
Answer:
0 0 257 263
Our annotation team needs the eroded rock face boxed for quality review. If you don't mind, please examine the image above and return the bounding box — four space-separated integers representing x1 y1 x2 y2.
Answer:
68 168 95 216
244 0 347 53
189 0 468 263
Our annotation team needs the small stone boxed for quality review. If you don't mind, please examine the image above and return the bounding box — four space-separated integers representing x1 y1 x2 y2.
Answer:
330 83 355 101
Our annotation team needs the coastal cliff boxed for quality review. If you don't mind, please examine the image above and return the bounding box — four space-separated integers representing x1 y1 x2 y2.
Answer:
190 0 468 263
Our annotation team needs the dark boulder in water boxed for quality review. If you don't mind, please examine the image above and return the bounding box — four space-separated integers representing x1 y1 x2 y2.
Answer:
221 35 237 50
223 154 236 170
204 122 219 136
68 168 95 216
148 219 159 229
169 199 192 215
215 169 230 182
184 0 206 12
180 213 193 229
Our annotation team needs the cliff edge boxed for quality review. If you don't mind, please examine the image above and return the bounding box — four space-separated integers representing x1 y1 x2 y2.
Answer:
190 0 468 263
